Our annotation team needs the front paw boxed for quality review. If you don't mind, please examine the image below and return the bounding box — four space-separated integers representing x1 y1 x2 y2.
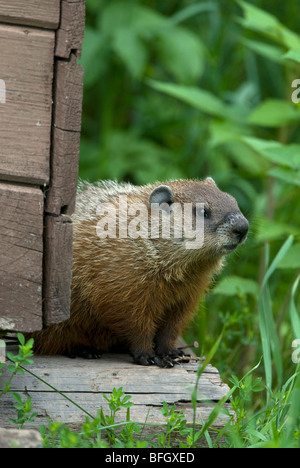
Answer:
156 347 191 365
167 348 190 359
132 350 174 368
65 345 102 359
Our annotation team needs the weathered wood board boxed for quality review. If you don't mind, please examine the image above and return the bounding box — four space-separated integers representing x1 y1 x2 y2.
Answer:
0 0 60 29
45 128 81 215
0 25 54 185
0 353 232 446
0 0 85 332
0 183 44 332
45 54 83 216
53 55 85 133
55 0 86 59
43 215 73 326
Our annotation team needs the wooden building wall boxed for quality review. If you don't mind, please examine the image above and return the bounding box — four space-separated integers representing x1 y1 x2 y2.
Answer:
0 0 85 333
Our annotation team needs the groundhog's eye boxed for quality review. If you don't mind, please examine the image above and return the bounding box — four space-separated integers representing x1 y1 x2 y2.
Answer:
194 206 210 219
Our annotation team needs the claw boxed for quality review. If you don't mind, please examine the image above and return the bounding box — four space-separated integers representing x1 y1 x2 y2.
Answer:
132 348 190 367
132 351 156 366
153 355 174 368
65 345 102 359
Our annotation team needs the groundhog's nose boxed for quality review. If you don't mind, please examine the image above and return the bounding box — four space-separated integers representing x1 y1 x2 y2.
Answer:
227 213 249 243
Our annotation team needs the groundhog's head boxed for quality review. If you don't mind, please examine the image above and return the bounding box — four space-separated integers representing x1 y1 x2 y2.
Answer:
148 177 249 257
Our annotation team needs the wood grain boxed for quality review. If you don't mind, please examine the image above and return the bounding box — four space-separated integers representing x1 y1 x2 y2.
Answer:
43 214 73 326
53 54 84 133
0 183 44 332
46 52 83 215
0 25 54 185
0 352 233 446
55 0 86 59
0 0 60 29
46 127 80 215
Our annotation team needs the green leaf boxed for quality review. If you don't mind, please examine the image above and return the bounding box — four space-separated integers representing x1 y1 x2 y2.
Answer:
243 39 283 63
254 218 298 243
212 275 259 297
112 28 148 79
100 2 163 38
258 237 294 393
99 2 164 79
284 49 300 64
263 144 300 170
146 79 228 118
240 136 281 155
11 392 23 404
262 235 293 288
237 0 300 49
237 0 281 33
278 244 300 269
17 333 25 346
6 352 18 363
240 137 300 174
169 2 218 26
156 26 205 84
289 275 300 340
248 99 300 127
268 167 300 187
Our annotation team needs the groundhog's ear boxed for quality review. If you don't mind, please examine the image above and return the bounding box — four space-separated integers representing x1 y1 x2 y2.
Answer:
149 185 174 206
204 177 217 187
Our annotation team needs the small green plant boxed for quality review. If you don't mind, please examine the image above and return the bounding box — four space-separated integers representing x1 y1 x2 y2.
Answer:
41 387 149 448
157 402 187 448
226 364 300 448
0 333 37 428
101 386 145 447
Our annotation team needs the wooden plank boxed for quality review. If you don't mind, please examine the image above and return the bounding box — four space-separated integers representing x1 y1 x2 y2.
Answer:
0 184 43 332
45 122 80 216
0 353 233 445
43 214 73 326
53 54 84 133
0 25 54 185
55 0 86 59
0 0 60 29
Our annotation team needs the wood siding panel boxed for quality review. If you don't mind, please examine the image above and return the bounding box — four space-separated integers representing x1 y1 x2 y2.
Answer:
43 214 73 326
0 0 60 29
0 25 54 184
0 183 43 332
55 0 86 59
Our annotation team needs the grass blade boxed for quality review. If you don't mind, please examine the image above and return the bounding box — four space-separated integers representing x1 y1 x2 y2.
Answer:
258 236 294 394
290 274 300 339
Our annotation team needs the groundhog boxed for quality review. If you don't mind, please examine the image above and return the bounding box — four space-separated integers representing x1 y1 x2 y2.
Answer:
27 178 249 367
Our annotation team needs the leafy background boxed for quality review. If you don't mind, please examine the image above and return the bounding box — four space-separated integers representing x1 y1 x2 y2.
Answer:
79 0 300 393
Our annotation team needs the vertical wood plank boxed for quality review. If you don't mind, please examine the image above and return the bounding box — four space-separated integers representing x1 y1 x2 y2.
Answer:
46 128 80 215
55 0 86 59
43 215 73 326
53 54 84 133
46 52 83 215
0 184 43 332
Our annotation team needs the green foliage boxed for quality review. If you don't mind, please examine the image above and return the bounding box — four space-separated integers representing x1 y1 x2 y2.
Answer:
2 0 299 449
78 0 300 445
1 334 300 447
0 334 37 428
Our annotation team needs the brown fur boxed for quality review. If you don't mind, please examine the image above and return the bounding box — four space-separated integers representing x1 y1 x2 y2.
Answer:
26 178 248 367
